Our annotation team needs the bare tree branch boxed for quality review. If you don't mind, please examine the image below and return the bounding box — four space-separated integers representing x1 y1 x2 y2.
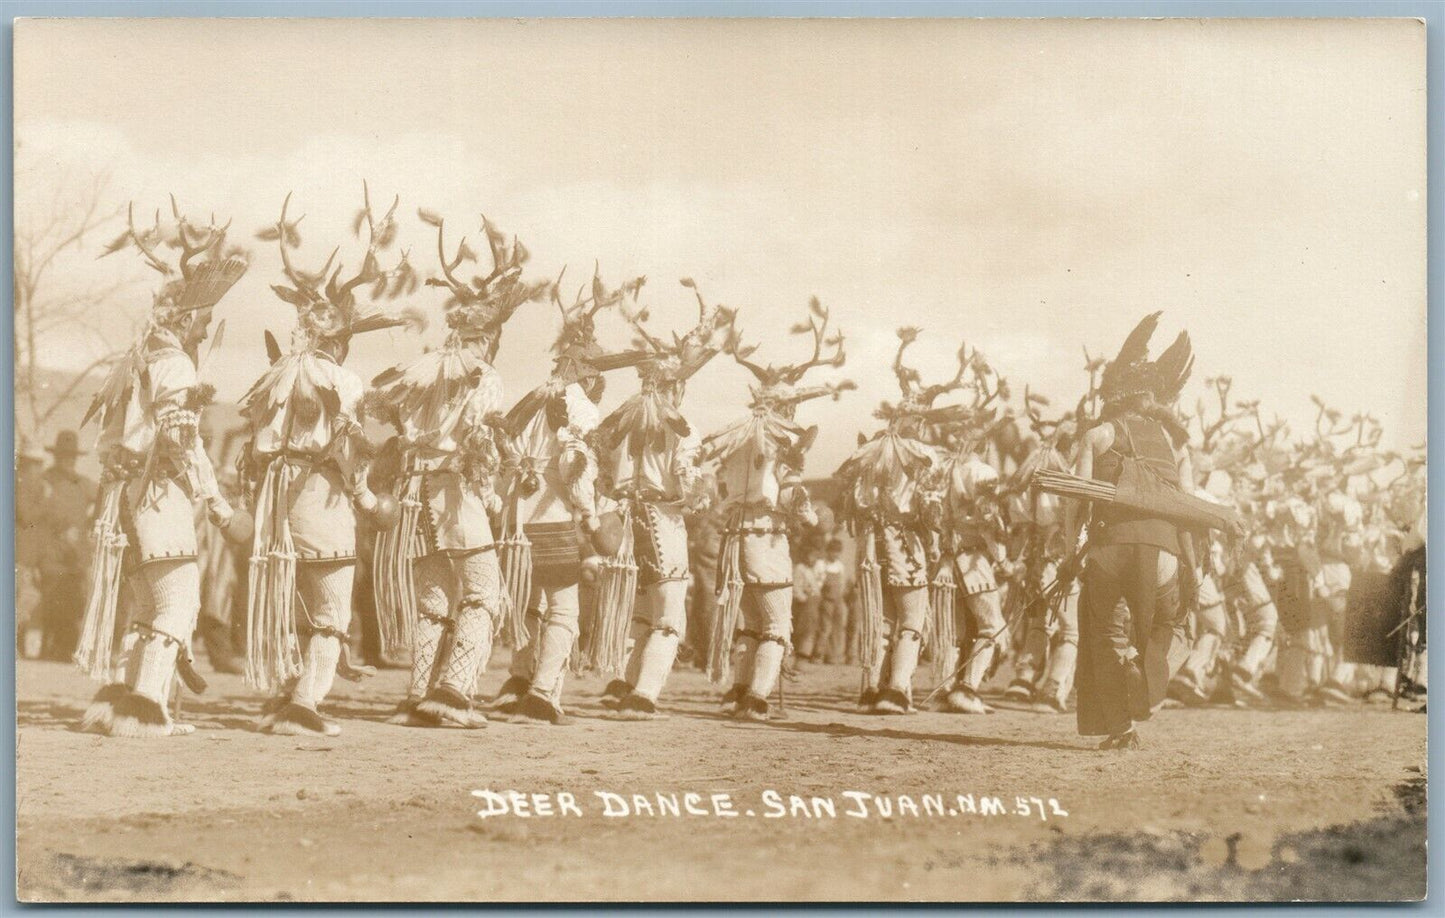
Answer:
13 148 135 435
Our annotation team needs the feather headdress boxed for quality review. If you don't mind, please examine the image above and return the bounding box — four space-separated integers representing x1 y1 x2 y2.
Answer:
1097 311 1194 407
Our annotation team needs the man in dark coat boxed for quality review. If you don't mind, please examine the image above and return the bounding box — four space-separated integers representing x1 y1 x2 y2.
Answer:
38 430 97 662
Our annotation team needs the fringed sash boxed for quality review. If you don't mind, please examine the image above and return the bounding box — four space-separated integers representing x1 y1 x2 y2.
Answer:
928 555 959 680
708 509 746 685
496 518 532 649
73 481 128 682
245 458 303 692
373 465 423 659
857 526 885 680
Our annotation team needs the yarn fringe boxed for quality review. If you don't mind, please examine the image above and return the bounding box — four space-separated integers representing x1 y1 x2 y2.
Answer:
929 556 959 680
374 472 422 658
74 481 128 682
497 527 532 648
857 528 885 678
245 459 303 692
708 520 745 686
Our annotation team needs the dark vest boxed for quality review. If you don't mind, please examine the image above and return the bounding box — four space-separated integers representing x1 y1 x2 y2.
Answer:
1091 416 1181 556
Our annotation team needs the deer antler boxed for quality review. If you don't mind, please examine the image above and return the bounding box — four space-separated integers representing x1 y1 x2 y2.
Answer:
168 194 230 281
1023 384 1043 422
779 297 846 384
917 341 971 406
892 327 922 396
115 202 174 276
965 347 1008 413
1310 395 1355 441
586 264 631 318
1194 375 1243 451
420 208 544 321
260 192 322 304
259 188 414 313
330 181 398 305
618 288 668 355
477 215 529 290
728 329 772 383
550 264 632 344
423 210 477 304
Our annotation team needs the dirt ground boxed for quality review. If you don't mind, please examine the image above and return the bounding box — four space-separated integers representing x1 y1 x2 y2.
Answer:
15 656 1427 903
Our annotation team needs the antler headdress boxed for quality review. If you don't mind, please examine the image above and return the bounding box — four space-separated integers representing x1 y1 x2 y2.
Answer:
548 266 649 385
101 195 249 327
730 296 856 414
258 183 422 349
872 327 976 435
617 278 733 392
419 207 550 360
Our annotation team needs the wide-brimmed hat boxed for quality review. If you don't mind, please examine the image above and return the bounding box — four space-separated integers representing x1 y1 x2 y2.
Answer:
45 430 85 457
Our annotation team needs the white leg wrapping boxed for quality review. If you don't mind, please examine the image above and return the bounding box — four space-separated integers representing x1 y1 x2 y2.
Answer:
623 597 654 689
886 630 923 697
1041 584 1080 696
748 640 786 700
293 562 353 709
131 635 181 707
1237 626 1275 680
744 586 792 700
959 589 1004 691
529 583 580 704
1183 633 1222 684
509 603 544 682
126 560 200 702
883 587 928 697
632 581 687 702
111 560 200 737
732 634 758 694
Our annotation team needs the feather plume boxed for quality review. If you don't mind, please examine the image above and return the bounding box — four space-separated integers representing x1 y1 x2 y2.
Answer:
1153 330 1194 405
1113 311 1161 368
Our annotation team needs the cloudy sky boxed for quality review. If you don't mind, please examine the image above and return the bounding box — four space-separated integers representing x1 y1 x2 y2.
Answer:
15 17 1426 471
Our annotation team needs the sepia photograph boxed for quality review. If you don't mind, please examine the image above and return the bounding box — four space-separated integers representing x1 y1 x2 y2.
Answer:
10 12 1430 903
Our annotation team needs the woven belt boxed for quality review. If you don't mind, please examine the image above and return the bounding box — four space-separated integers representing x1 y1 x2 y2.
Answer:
728 525 790 536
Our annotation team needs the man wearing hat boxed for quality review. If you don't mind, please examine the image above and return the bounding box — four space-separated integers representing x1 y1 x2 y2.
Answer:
38 430 97 661
1062 313 1199 749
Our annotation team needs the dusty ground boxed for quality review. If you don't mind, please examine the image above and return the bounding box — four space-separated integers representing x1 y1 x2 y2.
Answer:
15 656 1427 903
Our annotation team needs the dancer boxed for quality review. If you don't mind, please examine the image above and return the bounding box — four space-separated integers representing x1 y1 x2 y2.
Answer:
241 187 416 736
77 199 249 737
934 357 1012 715
371 211 547 728
834 328 963 715
591 280 730 719
703 297 853 721
491 271 641 725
